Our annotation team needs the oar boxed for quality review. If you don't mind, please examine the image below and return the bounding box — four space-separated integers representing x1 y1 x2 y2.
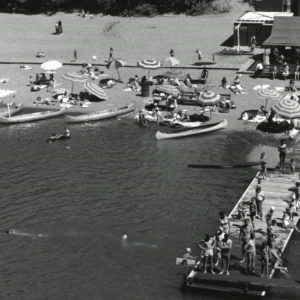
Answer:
188 162 260 169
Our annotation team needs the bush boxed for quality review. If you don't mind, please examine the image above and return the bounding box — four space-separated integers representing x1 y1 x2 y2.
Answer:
186 1 210 15
134 3 157 16
210 0 232 13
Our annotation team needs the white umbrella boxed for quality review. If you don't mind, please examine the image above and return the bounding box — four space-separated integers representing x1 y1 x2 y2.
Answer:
0 89 16 98
162 56 180 67
41 60 63 72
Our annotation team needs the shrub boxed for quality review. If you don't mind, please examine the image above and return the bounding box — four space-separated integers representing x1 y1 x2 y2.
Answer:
210 0 233 13
134 3 157 16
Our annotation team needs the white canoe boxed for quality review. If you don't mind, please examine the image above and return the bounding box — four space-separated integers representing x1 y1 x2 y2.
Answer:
0 103 23 117
0 108 67 124
67 104 135 123
155 119 228 140
170 120 203 129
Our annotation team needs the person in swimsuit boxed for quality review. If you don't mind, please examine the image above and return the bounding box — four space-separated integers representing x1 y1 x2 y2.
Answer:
278 140 287 173
244 232 256 275
255 186 265 220
259 239 269 277
198 234 215 274
239 218 254 263
219 233 232 275
259 152 268 179
218 212 230 234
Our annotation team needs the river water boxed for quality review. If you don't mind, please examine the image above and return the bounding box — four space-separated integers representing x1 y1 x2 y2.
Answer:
0 116 299 299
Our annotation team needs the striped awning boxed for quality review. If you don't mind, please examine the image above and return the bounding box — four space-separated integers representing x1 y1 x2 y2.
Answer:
84 81 107 100
257 87 280 100
198 91 221 106
271 97 300 119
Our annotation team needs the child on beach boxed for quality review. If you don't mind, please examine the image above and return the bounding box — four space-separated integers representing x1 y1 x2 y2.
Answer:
290 159 295 174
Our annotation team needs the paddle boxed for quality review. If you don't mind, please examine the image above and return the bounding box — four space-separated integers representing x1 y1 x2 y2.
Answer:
188 162 260 169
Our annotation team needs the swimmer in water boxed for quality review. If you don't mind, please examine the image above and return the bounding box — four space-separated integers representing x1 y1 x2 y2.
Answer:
6 229 46 238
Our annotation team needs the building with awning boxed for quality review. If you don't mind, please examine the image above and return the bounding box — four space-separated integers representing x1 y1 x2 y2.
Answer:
263 16 300 47
232 11 293 48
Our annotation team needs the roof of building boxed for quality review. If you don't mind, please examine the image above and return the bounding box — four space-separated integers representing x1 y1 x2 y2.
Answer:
237 11 293 24
264 16 300 47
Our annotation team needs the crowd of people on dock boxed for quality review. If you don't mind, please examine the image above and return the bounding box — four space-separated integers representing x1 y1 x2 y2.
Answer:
182 147 300 278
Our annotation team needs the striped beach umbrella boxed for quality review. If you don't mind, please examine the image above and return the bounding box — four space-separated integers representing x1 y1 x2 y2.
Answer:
62 72 88 92
271 98 300 119
155 83 179 96
198 91 221 106
84 81 107 100
137 59 161 77
163 70 184 79
257 87 280 100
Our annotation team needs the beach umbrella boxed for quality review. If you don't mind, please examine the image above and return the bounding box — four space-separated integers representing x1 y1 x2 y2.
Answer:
62 72 88 93
163 70 184 79
137 59 161 77
257 87 280 100
271 98 300 119
192 58 216 66
84 81 107 100
198 91 221 106
41 60 63 73
106 58 126 82
155 83 179 96
162 56 180 67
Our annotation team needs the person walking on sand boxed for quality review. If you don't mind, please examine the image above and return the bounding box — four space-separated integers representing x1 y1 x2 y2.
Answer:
170 49 175 57
73 50 78 61
109 47 114 62
196 49 203 60
278 140 287 173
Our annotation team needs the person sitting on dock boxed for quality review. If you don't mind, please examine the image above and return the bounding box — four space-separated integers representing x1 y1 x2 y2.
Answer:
219 233 232 276
259 239 269 278
218 212 230 234
244 232 256 275
197 234 216 274
268 241 288 275
267 220 279 245
237 201 248 220
265 207 275 228
239 218 254 264
288 181 300 208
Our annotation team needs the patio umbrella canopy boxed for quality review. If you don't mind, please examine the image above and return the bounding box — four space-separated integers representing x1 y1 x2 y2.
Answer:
106 58 126 82
198 91 221 106
84 81 107 100
271 98 300 119
137 59 161 69
155 83 179 96
41 60 63 72
62 72 88 93
162 56 180 67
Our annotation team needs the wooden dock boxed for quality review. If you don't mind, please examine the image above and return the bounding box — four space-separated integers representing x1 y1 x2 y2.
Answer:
181 171 300 297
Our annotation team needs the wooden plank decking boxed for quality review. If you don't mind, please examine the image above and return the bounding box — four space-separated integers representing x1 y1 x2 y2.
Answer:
183 171 300 296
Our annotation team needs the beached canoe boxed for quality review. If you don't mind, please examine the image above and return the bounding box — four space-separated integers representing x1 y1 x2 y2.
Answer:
0 103 23 117
0 108 67 124
155 119 227 140
66 104 135 123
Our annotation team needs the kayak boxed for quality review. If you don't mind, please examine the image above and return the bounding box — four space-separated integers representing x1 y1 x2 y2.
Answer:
0 103 23 117
155 119 227 140
67 104 135 123
0 108 66 124
47 135 71 142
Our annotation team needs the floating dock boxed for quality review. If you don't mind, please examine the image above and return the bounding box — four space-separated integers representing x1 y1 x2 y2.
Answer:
180 171 300 297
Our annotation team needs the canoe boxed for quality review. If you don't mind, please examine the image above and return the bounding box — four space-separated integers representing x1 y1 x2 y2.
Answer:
0 103 23 117
155 119 228 140
66 104 135 123
169 120 203 129
0 108 66 124
188 162 260 169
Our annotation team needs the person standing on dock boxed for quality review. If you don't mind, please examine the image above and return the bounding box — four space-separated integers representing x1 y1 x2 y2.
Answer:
218 212 230 234
278 140 287 173
265 207 275 228
249 197 257 228
259 152 268 180
219 233 232 275
239 218 254 264
244 232 256 275
255 186 265 220
259 239 269 277
197 234 215 274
